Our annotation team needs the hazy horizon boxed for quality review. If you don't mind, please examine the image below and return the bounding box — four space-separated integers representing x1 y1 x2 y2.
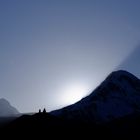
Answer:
1 0 140 113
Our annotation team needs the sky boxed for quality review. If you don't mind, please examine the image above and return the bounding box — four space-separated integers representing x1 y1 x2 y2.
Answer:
0 0 140 113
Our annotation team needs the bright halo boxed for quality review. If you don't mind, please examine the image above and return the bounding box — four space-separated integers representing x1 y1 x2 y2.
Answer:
61 83 90 105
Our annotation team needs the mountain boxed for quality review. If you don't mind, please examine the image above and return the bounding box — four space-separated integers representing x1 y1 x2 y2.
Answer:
51 70 140 124
2 70 140 138
0 98 19 117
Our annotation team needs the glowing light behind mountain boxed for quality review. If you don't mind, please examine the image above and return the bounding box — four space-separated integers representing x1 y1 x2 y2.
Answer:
0 0 140 112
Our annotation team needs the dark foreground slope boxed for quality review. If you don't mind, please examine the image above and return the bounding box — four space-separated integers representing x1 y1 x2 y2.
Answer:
2 111 140 139
1 70 140 139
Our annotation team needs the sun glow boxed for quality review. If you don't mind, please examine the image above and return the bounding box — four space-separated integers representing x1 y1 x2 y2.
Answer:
61 83 91 106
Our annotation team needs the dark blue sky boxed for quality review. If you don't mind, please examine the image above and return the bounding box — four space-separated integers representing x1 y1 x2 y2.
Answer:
0 0 140 112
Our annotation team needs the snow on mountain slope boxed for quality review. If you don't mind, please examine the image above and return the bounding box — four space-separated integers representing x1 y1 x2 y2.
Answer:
51 70 140 123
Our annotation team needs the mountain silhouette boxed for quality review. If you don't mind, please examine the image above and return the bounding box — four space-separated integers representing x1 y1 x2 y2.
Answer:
0 98 19 117
1 70 140 138
51 70 140 123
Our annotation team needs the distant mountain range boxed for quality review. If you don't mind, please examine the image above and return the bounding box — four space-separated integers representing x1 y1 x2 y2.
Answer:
0 98 19 117
1 70 140 138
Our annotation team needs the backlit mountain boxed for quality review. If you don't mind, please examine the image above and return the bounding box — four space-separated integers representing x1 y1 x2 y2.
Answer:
51 70 140 123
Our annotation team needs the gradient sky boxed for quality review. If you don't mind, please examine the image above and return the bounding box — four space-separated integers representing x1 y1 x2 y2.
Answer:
0 0 140 113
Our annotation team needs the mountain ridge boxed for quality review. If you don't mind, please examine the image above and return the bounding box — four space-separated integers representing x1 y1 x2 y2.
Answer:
0 98 19 117
51 70 140 123
1 70 140 139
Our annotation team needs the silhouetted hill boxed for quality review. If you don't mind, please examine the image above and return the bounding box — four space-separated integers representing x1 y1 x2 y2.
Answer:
51 70 140 123
9 112 65 129
1 70 140 138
